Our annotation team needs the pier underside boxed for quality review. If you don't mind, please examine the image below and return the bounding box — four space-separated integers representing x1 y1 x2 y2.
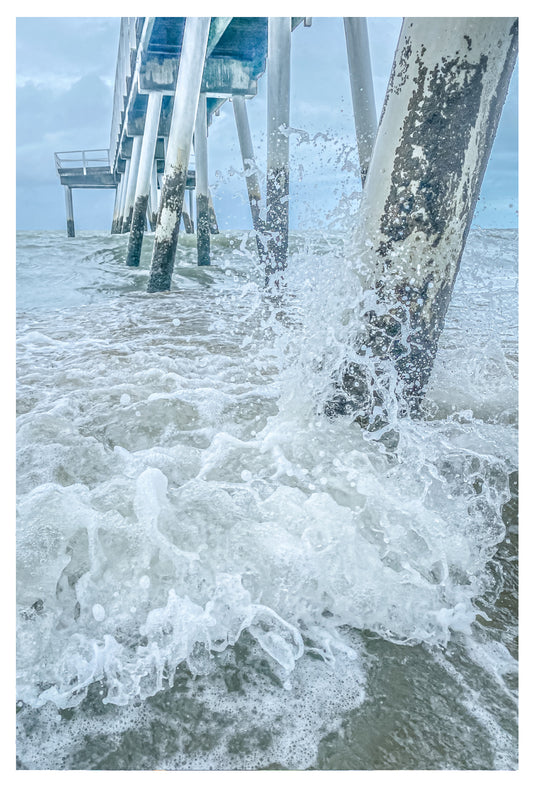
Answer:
53 15 517 418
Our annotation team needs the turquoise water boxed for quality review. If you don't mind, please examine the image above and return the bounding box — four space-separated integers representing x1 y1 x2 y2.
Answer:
16 227 518 769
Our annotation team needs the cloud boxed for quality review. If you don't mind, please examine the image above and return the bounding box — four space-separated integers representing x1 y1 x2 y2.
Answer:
16 16 517 230
16 18 120 86
17 74 113 187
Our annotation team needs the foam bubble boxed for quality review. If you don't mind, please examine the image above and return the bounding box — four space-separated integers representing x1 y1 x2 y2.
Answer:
92 604 106 622
16 226 517 768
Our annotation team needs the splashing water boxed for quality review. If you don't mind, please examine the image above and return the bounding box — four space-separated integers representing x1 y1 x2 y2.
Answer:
16 218 517 769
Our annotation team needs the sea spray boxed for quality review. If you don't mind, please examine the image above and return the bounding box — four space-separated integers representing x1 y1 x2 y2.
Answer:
17 221 517 768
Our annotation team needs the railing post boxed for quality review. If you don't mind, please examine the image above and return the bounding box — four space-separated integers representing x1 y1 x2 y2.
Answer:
147 17 211 292
126 91 163 266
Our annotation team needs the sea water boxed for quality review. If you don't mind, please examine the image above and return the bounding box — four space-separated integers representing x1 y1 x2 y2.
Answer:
16 224 518 770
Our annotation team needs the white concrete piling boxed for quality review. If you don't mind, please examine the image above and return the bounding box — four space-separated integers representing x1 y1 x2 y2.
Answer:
266 17 291 287
207 189 219 234
188 189 195 232
147 189 155 231
147 17 211 292
148 159 159 230
343 18 377 185
329 17 518 422
116 158 131 232
126 91 163 266
233 96 264 236
122 134 143 233
111 178 124 233
194 94 210 266
182 195 194 233
64 186 75 238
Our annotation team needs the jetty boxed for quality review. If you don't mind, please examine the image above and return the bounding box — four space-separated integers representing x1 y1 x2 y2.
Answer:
54 16 518 418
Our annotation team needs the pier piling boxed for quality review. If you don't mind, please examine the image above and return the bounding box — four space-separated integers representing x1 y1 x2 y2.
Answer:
147 192 155 232
53 14 517 388
147 17 211 292
194 94 210 266
343 18 377 185
207 190 219 234
122 135 142 233
266 17 291 287
188 190 195 233
182 196 194 233
148 161 159 231
233 96 265 237
331 17 518 421
111 178 123 233
64 186 75 238
233 95 266 262
126 91 163 266
116 159 130 232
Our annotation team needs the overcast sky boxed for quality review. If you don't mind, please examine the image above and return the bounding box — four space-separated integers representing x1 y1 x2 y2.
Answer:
16 17 518 231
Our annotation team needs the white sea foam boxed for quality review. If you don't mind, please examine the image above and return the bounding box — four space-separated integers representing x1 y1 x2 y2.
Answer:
16 226 518 768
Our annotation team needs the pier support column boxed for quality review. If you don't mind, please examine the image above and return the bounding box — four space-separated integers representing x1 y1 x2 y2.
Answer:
148 160 159 230
147 17 211 292
194 94 210 266
111 179 123 234
208 190 219 234
233 96 265 243
64 186 75 238
343 18 377 185
188 190 195 232
182 194 194 233
329 17 518 422
266 17 291 288
122 135 143 233
119 175 129 235
147 191 155 232
116 159 131 233
126 91 163 266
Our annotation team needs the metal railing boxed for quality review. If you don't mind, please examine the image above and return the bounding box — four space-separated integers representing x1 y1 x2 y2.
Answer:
54 149 111 175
